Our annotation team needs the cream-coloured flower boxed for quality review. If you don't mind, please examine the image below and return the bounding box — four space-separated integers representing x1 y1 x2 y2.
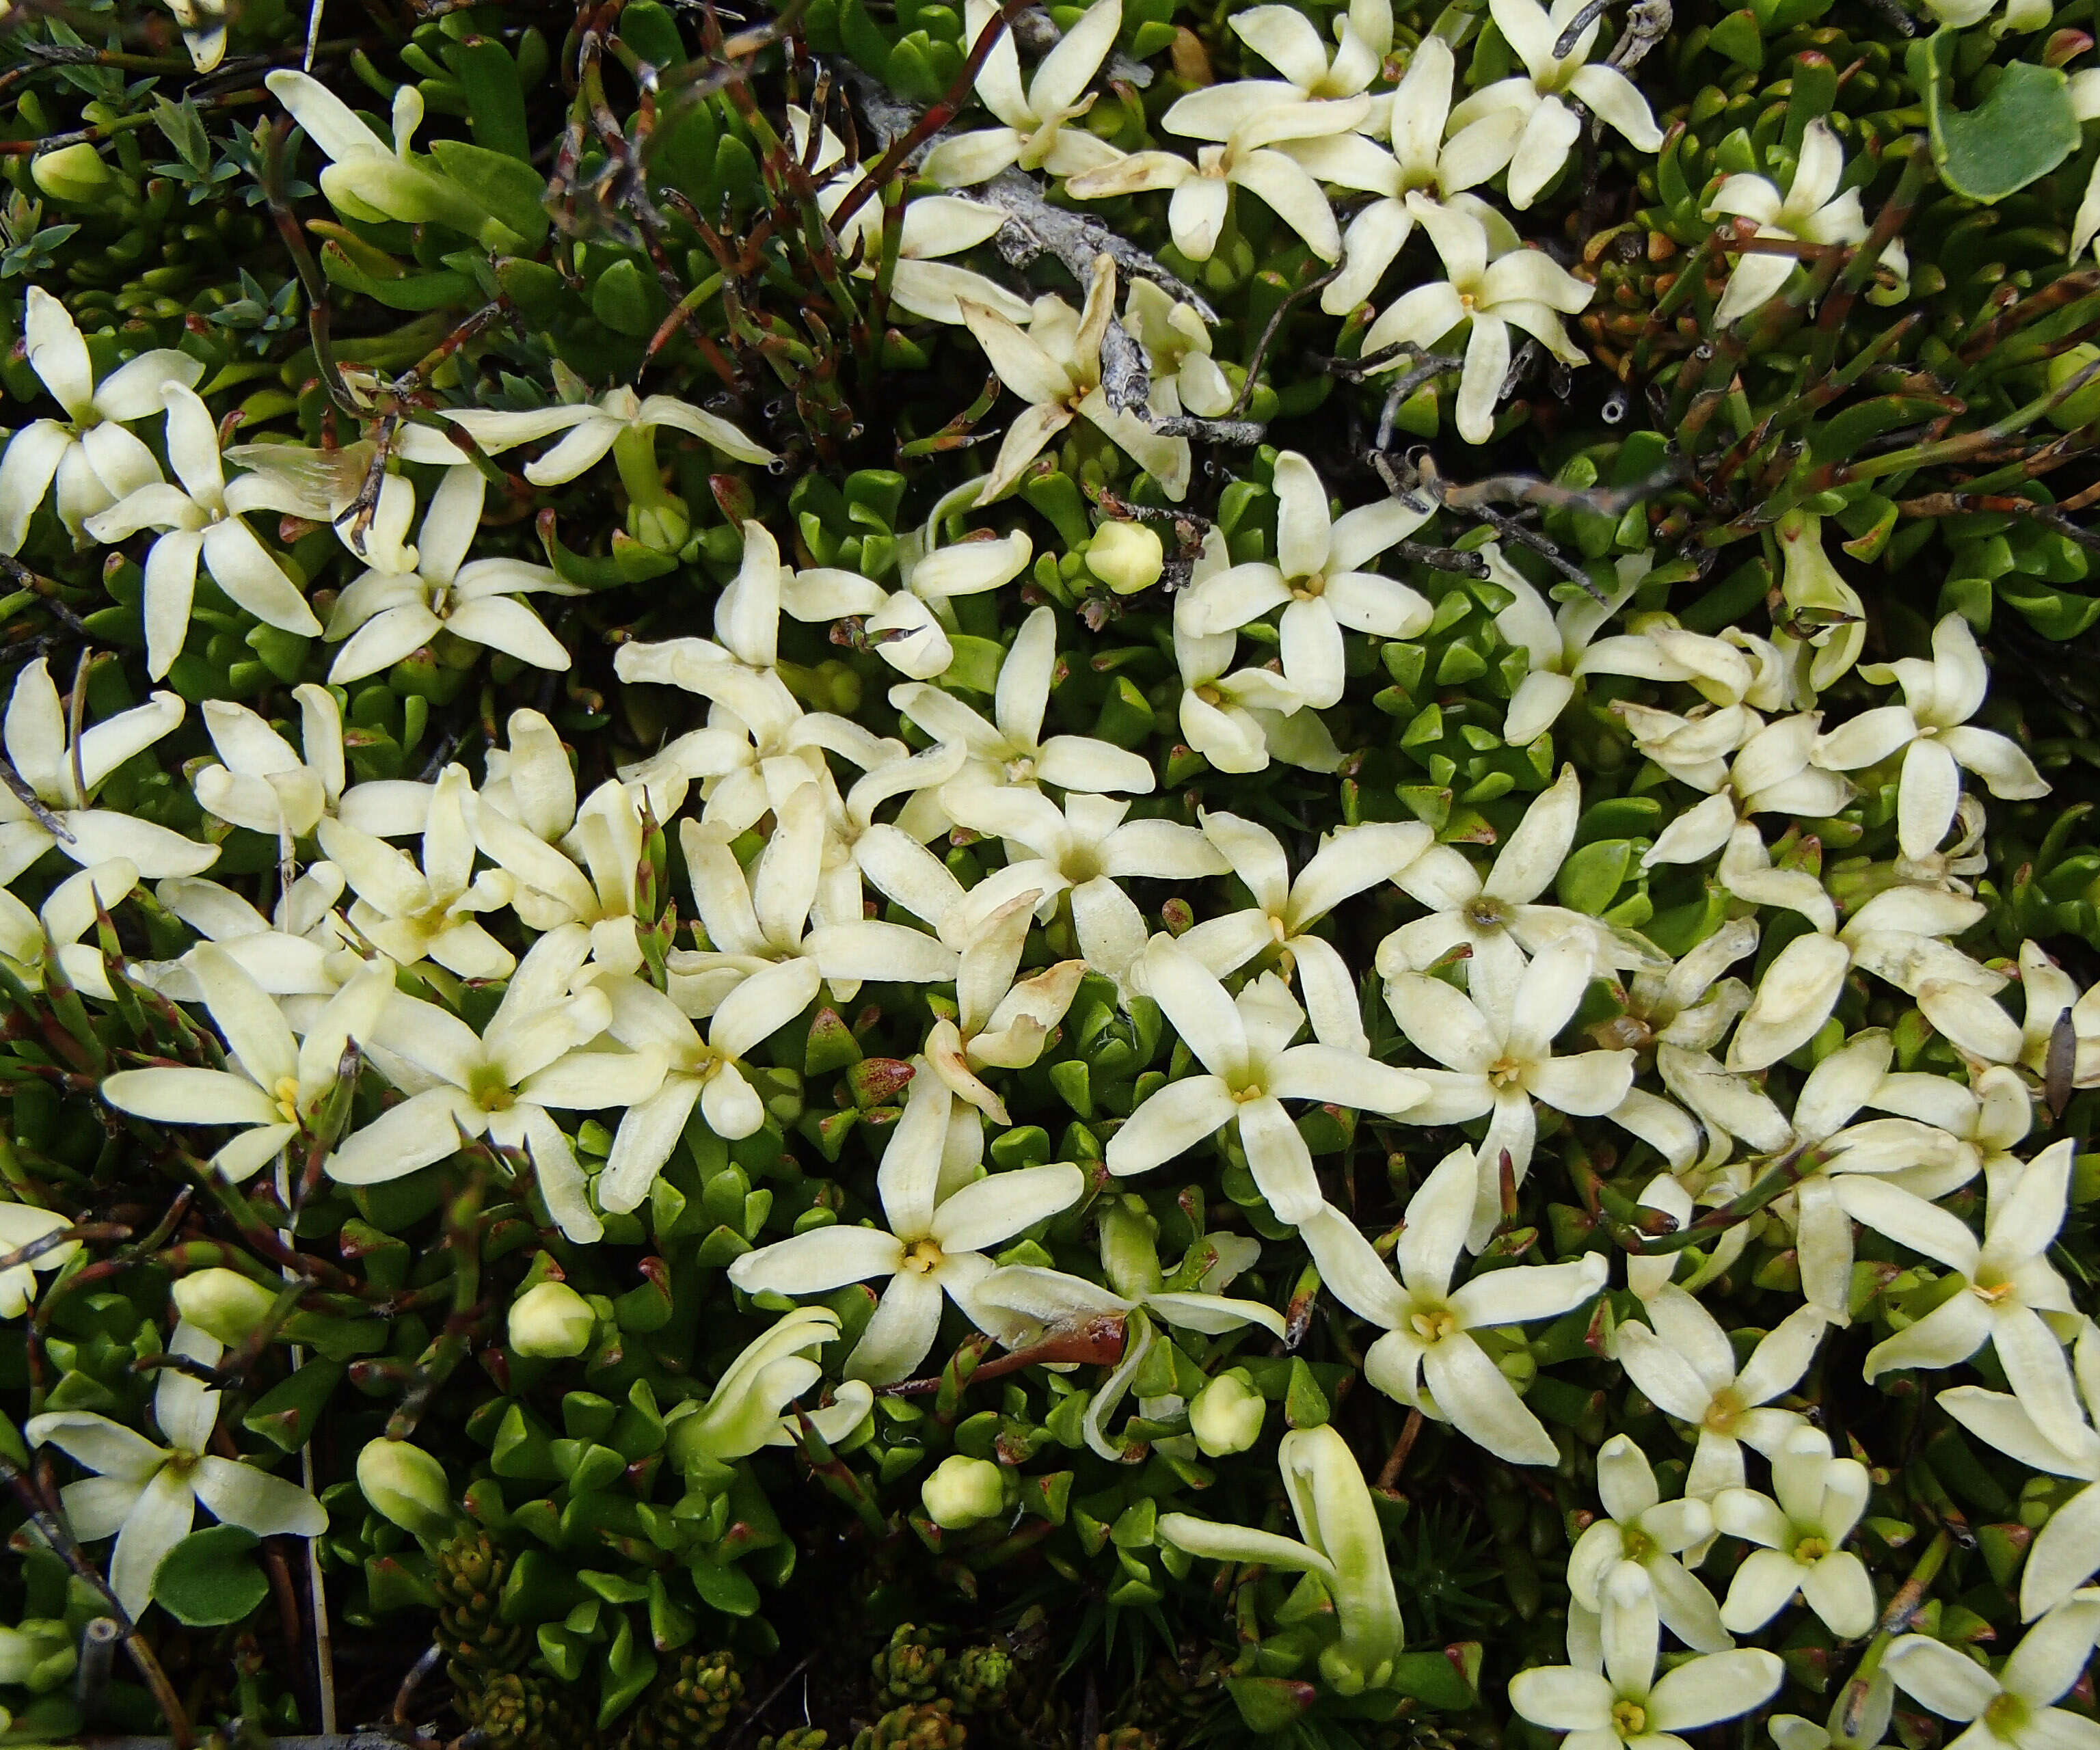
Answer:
1066 104 1364 265
1360 197 1593 444
1812 613 2048 862
729 1072 1083 1383
0 657 215 883
0 286 201 552
1706 121 1905 325
83 383 320 681
1301 1144 1608 1463
921 0 1126 187
1444 0 1662 208
1175 450 1430 708
1109 939 1425 1222
27 1322 327 1619
960 255 1190 504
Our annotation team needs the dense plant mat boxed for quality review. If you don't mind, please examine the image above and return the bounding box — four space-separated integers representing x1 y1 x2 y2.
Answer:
6 0 2100 1745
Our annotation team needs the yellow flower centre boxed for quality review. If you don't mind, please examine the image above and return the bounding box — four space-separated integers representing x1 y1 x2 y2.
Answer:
1194 684 1224 707
1703 1386 1745 1434
1232 1081 1269 1104
1985 1694 2030 1739
1408 1302 1462 1344
468 1067 515 1114
1487 1055 1526 1090
1003 753 1038 785
1611 1700 1647 1738
1971 1276 2015 1305
272 1075 303 1125
903 1238 944 1276
1620 1526 1656 1565
1793 1535 1831 1564
1291 572 1328 602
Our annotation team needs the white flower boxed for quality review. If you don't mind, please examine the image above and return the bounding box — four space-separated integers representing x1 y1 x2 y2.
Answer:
1706 121 1904 326
324 468 585 682
161 0 227 71
941 788 1225 988
1567 1434 1729 1651
613 647 898 837
0 286 201 552
1360 197 1594 444
1377 767 1662 1010
1300 1145 1607 1463
1861 1139 2088 1459
671 781 958 1010
922 0 1126 187
1444 0 1662 208
1941 1323 2100 1619
474 776 657 977
329 926 648 1243
889 606 1153 793
193 686 427 846
1181 809 1431 1051
1713 1426 1876 1639
140 870 357 1001
1724 884 2007 1074
792 528 1036 684
1615 1289 1827 1497
1159 1425 1405 1695
83 383 321 680
1164 0 1395 137
1811 614 2049 861
1109 939 1425 1222
924 891 1086 1125
787 116 1031 327
1490 545 1649 745
316 765 515 980
1282 39 1511 314
729 1071 1083 1383
1509 1562 1784 1750
102 947 395 1183
532 965 819 1213
1172 534 1341 775
1885 1594 2100 1750
0 856 137 1000
1066 104 1363 265
1382 944 1637 1246
26 1322 327 1619
666 1306 874 1463
0 1202 80 1319
445 383 774 483
1125 280 1235 418
1175 450 1431 708
960 256 1190 504
0 658 215 883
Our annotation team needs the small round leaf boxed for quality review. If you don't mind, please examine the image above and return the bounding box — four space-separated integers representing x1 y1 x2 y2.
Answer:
152 1525 268 1627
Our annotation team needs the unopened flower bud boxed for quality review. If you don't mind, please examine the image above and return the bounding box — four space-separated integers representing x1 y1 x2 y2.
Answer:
1189 1371 1265 1457
508 1280 595 1358
32 143 113 205
2049 345 2100 431
1086 521 1165 595
356 1437 456 1542
921 1454 1005 1529
172 1269 278 1345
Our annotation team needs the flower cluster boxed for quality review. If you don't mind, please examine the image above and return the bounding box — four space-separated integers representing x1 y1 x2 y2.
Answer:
4 0 2100 1742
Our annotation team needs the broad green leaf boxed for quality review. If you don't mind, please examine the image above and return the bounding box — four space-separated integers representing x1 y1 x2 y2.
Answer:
1913 30 2079 202
152 1526 268 1628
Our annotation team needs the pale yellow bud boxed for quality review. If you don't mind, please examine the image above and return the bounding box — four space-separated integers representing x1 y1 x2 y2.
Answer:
1086 521 1165 595
508 1280 595 1358
921 1454 1006 1529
